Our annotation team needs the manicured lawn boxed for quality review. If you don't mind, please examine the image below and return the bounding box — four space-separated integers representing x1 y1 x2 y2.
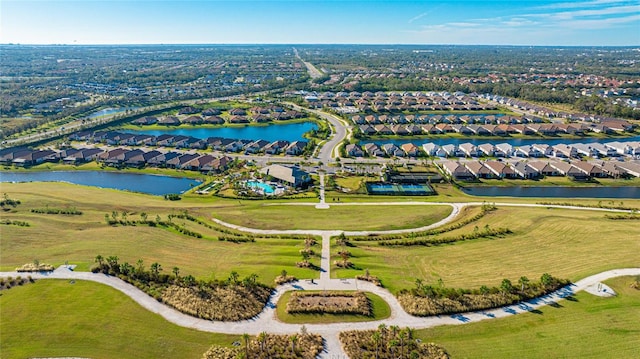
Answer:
0 280 237 359
211 203 453 231
275 291 391 324
333 206 640 293
414 277 640 358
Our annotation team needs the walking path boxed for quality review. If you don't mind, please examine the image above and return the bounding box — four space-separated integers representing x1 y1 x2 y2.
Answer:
2 267 638 358
4 201 637 357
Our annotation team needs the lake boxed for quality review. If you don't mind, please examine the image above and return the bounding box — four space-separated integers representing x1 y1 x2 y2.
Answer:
88 107 138 119
126 121 318 142
369 135 640 148
461 186 640 199
0 171 200 196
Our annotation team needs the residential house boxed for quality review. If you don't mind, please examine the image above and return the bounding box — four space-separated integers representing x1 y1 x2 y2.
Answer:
616 161 640 177
204 115 225 124
184 155 216 172
382 143 405 157
264 141 290 155
512 161 540 179
422 143 445 157
484 161 516 178
345 144 364 157
364 143 385 157
167 153 201 169
464 161 493 178
549 161 587 179
158 116 180 126
147 151 180 167
202 156 232 174
572 161 607 178
401 143 421 157
285 141 307 156
245 140 270 154
458 143 479 157
528 161 559 177
532 144 554 157
477 143 495 157
125 150 162 167
552 144 577 158
12 149 58 167
494 143 513 157
440 161 475 180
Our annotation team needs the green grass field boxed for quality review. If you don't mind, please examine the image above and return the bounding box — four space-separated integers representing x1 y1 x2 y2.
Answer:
0 183 321 282
275 291 391 324
414 276 640 358
333 206 640 293
0 280 237 359
211 203 453 231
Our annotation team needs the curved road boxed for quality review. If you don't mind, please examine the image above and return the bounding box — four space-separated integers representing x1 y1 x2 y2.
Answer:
2 267 638 358
3 202 637 357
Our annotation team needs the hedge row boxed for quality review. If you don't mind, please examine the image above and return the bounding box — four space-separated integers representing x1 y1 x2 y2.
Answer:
379 227 512 247
352 205 497 242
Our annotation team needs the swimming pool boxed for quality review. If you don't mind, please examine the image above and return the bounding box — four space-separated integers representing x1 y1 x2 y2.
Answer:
246 180 275 194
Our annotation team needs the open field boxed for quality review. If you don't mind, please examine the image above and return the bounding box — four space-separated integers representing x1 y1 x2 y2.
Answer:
0 279 236 359
276 291 391 324
0 183 320 281
333 206 640 293
211 202 453 231
414 276 640 358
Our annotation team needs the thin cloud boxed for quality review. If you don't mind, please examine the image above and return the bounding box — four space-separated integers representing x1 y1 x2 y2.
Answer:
408 12 429 24
535 0 632 10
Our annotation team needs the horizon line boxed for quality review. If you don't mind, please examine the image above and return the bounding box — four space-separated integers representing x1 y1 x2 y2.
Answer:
2 43 640 48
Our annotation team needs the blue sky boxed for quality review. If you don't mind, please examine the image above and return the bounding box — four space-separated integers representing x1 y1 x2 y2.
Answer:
1 0 638 45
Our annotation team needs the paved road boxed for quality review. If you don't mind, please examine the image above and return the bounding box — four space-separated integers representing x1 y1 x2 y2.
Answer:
286 102 350 166
293 47 324 80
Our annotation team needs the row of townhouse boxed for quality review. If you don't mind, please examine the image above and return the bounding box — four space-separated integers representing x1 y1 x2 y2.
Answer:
346 143 421 158
0 146 233 173
304 91 487 106
352 114 542 126
479 93 636 131
358 122 630 137
70 131 309 156
440 159 640 181
422 141 640 160
132 110 305 126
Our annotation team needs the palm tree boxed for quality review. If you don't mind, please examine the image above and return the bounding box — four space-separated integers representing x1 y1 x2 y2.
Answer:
94 255 104 267
242 333 250 358
257 331 267 354
518 276 530 292
371 331 381 359
172 266 180 279
150 262 162 278
228 271 240 285
399 328 408 358
290 334 298 354
136 259 144 274
501 278 514 296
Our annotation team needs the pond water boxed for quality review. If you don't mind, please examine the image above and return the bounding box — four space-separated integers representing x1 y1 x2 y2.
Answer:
0 171 200 196
126 121 318 142
461 186 640 199
88 107 137 119
369 135 640 148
